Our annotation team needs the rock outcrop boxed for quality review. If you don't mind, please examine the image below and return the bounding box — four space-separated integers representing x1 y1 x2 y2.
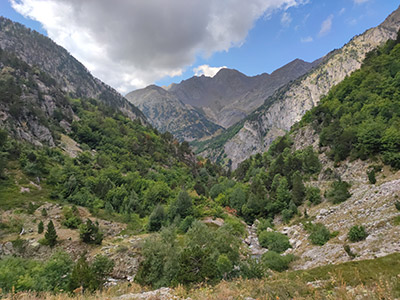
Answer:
126 85 222 141
200 6 400 169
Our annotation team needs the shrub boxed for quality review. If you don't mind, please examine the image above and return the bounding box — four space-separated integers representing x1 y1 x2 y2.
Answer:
62 206 82 229
367 169 376 184
395 201 400 211
38 220 44 234
79 219 103 245
41 208 48 217
306 186 322 204
256 218 274 235
261 251 295 272
326 180 351 204
45 220 57 247
307 223 331 246
348 225 368 242
258 231 291 253
344 244 356 259
68 254 114 292
238 257 267 279
147 204 166 232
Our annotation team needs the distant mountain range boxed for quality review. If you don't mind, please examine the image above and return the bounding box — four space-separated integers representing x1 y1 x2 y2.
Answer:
127 58 320 141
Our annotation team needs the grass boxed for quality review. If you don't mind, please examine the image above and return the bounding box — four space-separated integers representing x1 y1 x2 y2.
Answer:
2 253 400 299
0 177 51 210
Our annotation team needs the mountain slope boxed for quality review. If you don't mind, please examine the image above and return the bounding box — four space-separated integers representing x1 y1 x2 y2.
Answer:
0 17 145 122
198 6 400 169
169 59 319 128
126 85 222 141
126 58 319 142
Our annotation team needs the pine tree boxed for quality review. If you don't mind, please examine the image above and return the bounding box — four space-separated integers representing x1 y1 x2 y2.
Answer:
38 220 44 234
291 171 305 205
45 220 57 247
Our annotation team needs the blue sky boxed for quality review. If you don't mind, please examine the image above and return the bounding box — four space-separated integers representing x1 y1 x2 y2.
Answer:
156 0 400 86
1 0 399 93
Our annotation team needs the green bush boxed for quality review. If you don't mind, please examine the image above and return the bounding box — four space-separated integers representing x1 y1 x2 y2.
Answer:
258 231 291 253
306 186 322 204
367 169 376 184
395 201 400 211
62 206 82 229
38 220 44 234
238 257 267 279
326 180 351 204
307 223 331 246
261 251 295 272
348 225 368 242
79 219 103 245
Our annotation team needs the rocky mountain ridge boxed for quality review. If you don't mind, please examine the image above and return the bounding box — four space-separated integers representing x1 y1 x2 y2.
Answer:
199 5 400 169
0 17 145 122
126 85 222 141
126 58 318 141
170 58 320 128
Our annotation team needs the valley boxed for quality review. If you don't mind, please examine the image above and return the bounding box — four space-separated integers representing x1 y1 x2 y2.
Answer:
1 4 400 300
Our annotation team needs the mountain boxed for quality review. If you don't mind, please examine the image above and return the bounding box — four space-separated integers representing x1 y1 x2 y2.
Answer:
198 5 400 169
126 58 319 141
0 17 145 122
126 85 222 141
169 59 320 128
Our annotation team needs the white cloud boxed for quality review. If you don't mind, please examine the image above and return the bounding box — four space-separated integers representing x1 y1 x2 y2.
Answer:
281 12 292 27
353 0 370 4
339 8 346 16
318 14 334 37
300 36 313 43
10 0 308 94
193 65 227 77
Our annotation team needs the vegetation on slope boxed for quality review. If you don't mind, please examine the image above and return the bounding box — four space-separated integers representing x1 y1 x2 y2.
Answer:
301 33 400 168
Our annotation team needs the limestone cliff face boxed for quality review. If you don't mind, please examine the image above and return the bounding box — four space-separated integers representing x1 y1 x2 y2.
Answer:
126 85 222 141
202 6 400 169
0 17 145 122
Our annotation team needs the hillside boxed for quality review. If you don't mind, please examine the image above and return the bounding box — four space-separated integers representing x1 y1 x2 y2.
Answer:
197 5 400 169
0 17 145 122
126 85 222 141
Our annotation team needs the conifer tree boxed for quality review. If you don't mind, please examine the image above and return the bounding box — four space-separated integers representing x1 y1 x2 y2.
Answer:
45 220 57 247
38 220 44 234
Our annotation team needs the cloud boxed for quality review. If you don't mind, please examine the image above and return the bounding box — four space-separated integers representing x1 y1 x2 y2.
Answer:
300 36 313 43
353 0 370 4
339 8 346 16
10 0 307 94
281 12 292 27
318 14 334 37
193 65 227 77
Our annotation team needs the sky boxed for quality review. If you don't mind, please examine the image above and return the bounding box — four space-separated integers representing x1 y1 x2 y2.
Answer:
0 0 399 94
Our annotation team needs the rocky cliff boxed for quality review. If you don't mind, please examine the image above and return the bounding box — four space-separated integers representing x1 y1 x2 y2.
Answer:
0 17 145 122
200 6 400 169
126 85 222 141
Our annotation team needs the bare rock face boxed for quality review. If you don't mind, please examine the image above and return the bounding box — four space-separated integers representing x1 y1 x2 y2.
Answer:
126 85 222 141
200 6 400 169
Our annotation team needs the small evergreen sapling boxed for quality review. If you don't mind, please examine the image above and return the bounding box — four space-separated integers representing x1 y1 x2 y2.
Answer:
38 220 44 234
45 220 57 247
